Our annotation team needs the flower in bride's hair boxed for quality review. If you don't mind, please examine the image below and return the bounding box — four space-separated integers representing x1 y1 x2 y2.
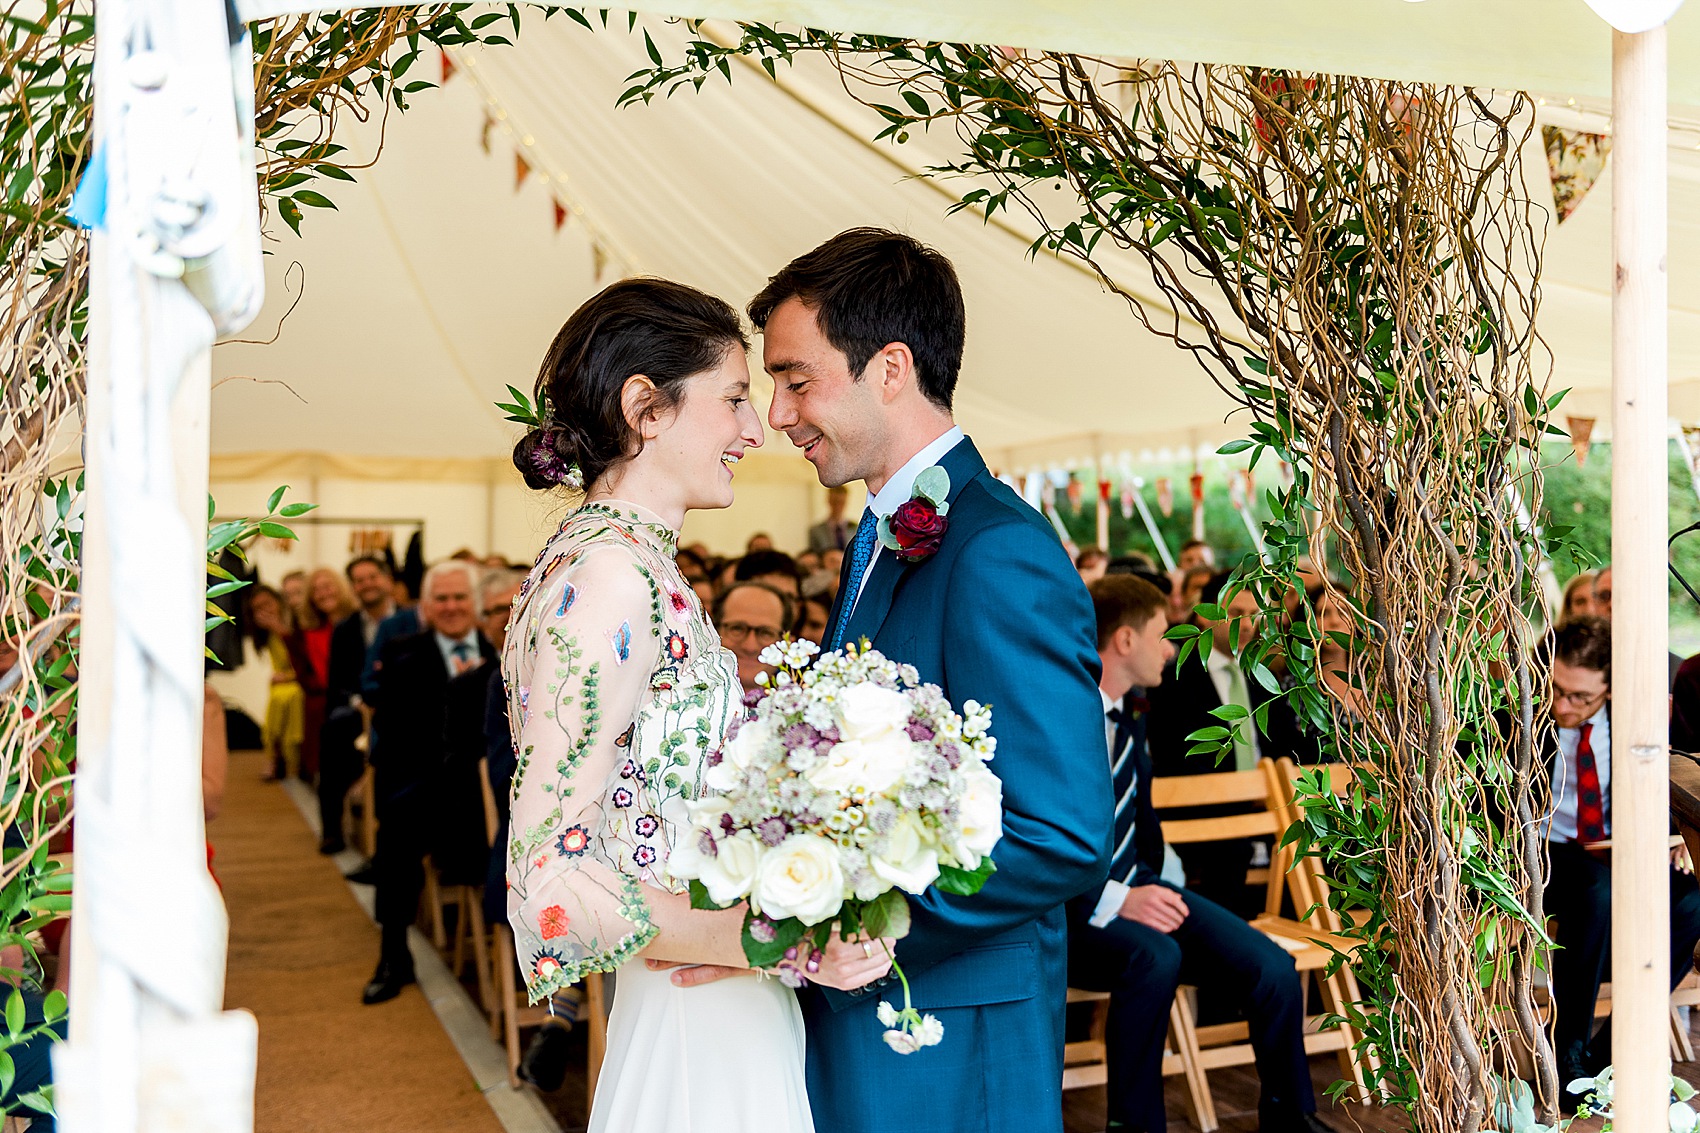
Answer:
752 834 844 925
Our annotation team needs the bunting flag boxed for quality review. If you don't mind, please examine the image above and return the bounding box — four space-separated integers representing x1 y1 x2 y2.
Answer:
441 50 457 84
1096 479 1112 551
1189 472 1206 541
1567 415 1597 466
1543 125 1612 223
514 152 530 191
479 112 494 155
1156 477 1173 517
553 200 567 232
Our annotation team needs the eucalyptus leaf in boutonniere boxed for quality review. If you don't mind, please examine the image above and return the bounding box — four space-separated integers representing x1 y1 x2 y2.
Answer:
878 465 950 563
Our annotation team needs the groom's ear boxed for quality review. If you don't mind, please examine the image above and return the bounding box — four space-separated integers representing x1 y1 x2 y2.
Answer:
869 342 917 405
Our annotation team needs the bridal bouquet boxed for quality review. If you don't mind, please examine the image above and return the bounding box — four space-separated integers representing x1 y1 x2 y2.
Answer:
667 639 1002 1053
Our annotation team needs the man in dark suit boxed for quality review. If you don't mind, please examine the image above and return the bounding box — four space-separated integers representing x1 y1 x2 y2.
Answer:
317 555 398 854
1543 617 1700 1099
1068 575 1323 1133
362 560 497 1005
1145 570 1278 915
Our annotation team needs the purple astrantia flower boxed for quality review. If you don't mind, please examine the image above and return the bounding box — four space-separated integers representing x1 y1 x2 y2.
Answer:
719 813 736 836
906 720 936 742
697 830 719 857
707 748 723 768
635 814 660 838
783 723 821 749
742 689 765 709
633 844 657 867
756 816 789 847
777 966 806 989
612 787 634 808
937 741 962 769
748 917 778 944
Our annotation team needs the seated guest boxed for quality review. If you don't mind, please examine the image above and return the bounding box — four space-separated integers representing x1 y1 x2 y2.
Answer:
715 581 792 692
796 549 822 576
735 549 802 600
1591 563 1683 689
1167 564 1214 626
1545 617 1700 1098
1145 571 1275 914
796 592 832 646
362 561 497 1005
808 484 859 553
714 556 741 595
1558 571 1596 627
1177 538 1214 573
1075 547 1109 586
1069 576 1324 1133
316 555 398 853
746 532 775 554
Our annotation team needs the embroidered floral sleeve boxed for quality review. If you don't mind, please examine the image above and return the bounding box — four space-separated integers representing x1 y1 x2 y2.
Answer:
506 545 664 1001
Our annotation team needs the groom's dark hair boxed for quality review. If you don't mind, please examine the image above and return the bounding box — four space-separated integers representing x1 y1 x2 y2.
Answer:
749 228 965 411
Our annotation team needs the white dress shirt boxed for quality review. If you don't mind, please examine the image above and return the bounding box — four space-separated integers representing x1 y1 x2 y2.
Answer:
1206 646 1262 762
1091 689 1138 927
846 426 966 615
1547 706 1612 844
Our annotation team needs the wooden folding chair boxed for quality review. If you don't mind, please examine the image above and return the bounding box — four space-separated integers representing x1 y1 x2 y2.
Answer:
1063 986 1219 1131
479 758 608 1094
1264 758 1385 1089
1150 762 1372 1110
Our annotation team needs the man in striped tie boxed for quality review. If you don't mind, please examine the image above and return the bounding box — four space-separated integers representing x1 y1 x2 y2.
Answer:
1067 576 1324 1133
1544 617 1700 1106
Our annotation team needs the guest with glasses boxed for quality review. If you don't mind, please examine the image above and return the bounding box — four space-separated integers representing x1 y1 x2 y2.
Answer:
1542 617 1700 1106
713 580 793 691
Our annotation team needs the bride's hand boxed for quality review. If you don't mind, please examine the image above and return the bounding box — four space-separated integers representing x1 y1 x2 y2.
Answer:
808 934 897 992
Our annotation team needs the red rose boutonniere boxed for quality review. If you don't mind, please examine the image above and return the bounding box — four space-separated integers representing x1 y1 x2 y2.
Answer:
878 466 950 563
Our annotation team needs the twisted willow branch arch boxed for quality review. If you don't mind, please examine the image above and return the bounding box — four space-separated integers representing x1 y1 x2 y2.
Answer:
2 2 1678 1129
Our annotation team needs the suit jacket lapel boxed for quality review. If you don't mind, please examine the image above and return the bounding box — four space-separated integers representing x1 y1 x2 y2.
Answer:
841 437 988 647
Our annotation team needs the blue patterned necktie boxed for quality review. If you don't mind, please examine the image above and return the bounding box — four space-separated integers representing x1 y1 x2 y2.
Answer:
829 508 878 650
1105 706 1143 885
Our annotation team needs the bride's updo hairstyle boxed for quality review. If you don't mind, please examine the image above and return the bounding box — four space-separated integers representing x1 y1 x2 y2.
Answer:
514 278 749 492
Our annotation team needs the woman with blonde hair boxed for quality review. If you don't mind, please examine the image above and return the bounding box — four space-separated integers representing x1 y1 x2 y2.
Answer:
284 568 357 782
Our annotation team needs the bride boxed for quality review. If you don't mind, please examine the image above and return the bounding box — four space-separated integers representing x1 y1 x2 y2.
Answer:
502 278 893 1132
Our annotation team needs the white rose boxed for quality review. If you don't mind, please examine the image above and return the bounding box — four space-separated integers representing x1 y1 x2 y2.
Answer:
697 830 764 905
752 833 845 925
870 812 941 895
807 733 913 796
837 682 912 741
950 763 1004 869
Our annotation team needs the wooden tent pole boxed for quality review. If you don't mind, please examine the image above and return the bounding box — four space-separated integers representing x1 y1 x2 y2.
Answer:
1610 22 1671 1133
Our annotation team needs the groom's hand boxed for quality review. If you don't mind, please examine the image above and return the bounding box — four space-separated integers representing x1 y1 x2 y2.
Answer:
645 959 748 986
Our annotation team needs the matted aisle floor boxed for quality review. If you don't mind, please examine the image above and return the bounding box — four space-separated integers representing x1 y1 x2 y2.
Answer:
215 750 507 1133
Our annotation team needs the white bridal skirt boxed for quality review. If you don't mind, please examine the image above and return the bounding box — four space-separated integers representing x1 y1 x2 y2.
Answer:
589 959 815 1133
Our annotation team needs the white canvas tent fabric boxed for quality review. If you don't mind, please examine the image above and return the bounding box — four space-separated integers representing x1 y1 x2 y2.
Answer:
213 13 1700 499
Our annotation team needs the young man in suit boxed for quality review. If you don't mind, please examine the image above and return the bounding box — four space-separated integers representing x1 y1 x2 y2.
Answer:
1544 617 1700 1098
808 484 858 553
1069 575 1325 1133
664 228 1113 1133
361 560 497 1005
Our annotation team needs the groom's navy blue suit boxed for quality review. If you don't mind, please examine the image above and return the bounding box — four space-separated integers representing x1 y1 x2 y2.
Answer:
803 437 1113 1133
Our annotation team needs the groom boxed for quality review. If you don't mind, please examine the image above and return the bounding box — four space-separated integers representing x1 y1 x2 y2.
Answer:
675 228 1113 1131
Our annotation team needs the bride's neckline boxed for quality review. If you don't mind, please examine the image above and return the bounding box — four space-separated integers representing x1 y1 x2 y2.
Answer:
568 498 679 554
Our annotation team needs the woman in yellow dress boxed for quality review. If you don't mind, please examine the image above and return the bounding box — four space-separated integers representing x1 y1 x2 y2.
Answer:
248 584 303 780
